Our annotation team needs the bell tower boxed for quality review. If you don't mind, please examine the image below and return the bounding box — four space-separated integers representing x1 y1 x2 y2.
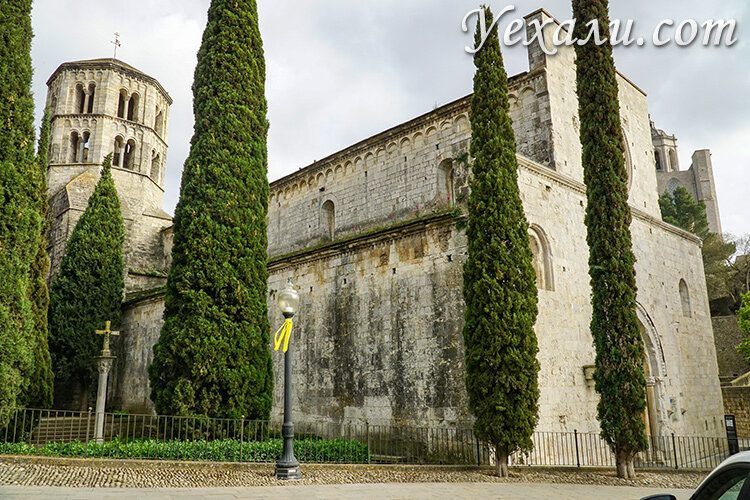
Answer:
44 58 174 292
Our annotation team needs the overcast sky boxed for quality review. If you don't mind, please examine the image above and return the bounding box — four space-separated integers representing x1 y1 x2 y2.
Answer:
29 1 749 236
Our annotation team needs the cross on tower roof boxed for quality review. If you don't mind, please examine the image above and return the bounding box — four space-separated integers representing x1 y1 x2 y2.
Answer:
111 32 121 59
95 320 119 356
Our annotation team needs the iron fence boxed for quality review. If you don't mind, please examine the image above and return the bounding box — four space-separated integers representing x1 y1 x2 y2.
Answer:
0 407 745 470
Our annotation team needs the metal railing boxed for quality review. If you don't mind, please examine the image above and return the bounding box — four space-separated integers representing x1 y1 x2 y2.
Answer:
0 407 744 470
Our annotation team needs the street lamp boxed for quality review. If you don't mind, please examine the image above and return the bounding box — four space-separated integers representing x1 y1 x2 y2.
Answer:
275 278 302 480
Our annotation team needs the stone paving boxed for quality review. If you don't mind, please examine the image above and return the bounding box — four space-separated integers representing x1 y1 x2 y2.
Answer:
0 456 704 498
0 482 695 499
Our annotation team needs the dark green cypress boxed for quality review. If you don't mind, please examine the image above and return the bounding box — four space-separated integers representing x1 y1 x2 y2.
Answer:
462 6 540 478
148 0 273 419
572 0 647 478
24 106 54 408
48 154 124 408
0 0 42 412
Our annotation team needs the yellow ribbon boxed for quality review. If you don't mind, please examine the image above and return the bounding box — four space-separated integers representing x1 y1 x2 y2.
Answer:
273 318 294 353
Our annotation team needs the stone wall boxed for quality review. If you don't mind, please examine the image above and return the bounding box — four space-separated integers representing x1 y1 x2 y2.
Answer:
713 315 750 383
109 290 165 414
722 387 750 437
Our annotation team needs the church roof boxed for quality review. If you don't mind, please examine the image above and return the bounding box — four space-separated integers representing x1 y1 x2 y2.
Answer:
47 58 172 104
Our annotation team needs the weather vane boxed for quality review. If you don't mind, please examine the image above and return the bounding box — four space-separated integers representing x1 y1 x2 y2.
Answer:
111 32 121 59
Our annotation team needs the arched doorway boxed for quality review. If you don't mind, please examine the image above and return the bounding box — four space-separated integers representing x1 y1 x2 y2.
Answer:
636 303 670 461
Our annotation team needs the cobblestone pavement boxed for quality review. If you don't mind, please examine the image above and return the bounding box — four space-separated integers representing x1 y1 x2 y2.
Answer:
0 482 695 499
0 456 703 498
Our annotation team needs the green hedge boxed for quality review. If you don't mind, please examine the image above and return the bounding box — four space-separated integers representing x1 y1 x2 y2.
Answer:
0 437 369 464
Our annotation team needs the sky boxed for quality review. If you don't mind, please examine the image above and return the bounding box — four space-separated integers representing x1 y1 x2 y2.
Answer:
29 1 749 236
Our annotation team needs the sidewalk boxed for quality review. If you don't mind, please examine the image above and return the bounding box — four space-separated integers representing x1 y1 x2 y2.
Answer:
0 482 694 499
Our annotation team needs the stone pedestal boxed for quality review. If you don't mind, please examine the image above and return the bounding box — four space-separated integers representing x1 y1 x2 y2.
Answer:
94 355 115 444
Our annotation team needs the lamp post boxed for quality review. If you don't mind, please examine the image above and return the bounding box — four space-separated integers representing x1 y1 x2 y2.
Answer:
275 278 302 480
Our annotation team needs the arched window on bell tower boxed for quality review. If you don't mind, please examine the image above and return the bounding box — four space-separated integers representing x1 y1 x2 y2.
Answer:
113 136 124 167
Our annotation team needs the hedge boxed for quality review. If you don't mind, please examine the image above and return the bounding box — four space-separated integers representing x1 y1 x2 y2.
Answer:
0 437 369 464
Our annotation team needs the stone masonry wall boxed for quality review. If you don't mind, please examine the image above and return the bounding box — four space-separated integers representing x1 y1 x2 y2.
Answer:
722 387 750 437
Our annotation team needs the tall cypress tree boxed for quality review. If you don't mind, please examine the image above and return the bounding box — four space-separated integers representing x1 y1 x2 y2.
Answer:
149 0 273 419
573 0 647 478
463 6 540 478
24 106 54 408
48 154 124 409
0 0 42 412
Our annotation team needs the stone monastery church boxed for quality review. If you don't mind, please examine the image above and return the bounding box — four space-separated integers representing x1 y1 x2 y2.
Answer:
45 10 725 439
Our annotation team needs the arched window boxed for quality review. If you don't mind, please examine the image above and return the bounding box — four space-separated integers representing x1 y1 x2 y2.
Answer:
667 178 680 196
679 279 692 317
81 131 90 163
151 151 161 181
154 109 164 136
655 151 662 171
75 84 85 114
70 132 80 162
321 200 335 240
621 129 633 191
528 224 554 291
117 90 127 119
669 149 677 172
127 94 139 122
437 159 454 204
124 139 136 169
113 136 124 167
86 83 96 113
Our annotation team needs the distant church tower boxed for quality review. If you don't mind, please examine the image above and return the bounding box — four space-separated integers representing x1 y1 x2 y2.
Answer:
44 59 174 293
651 121 723 235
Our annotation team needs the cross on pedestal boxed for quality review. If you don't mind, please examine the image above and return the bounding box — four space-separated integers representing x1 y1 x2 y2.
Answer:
96 321 119 356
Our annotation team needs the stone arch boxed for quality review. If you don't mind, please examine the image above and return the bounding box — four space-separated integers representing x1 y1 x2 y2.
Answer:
86 83 96 113
124 139 136 170
151 150 161 182
621 128 634 191
679 279 692 318
321 199 335 240
113 136 124 167
316 172 324 185
400 137 411 150
636 303 670 439
440 119 452 131
436 158 454 204
80 131 91 163
70 131 81 162
387 142 398 156
127 93 140 122
117 89 128 118
425 127 437 141
154 108 164 136
655 150 662 171
455 115 469 133
75 83 85 114
334 165 343 177
528 224 554 291
412 132 424 147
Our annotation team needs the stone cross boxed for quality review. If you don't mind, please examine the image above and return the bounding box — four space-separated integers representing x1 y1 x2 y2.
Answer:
111 32 121 58
95 321 119 356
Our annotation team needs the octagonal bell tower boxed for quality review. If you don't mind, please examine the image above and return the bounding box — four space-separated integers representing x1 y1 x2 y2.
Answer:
45 58 174 292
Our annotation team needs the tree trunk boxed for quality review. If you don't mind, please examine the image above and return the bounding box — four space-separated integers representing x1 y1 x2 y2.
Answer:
615 449 636 479
495 444 509 477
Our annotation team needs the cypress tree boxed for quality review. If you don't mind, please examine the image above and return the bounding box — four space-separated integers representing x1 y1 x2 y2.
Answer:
572 0 647 478
48 154 124 408
148 0 273 419
462 6 540 478
658 186 709 239
0 0 42 411
24 106 54 408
